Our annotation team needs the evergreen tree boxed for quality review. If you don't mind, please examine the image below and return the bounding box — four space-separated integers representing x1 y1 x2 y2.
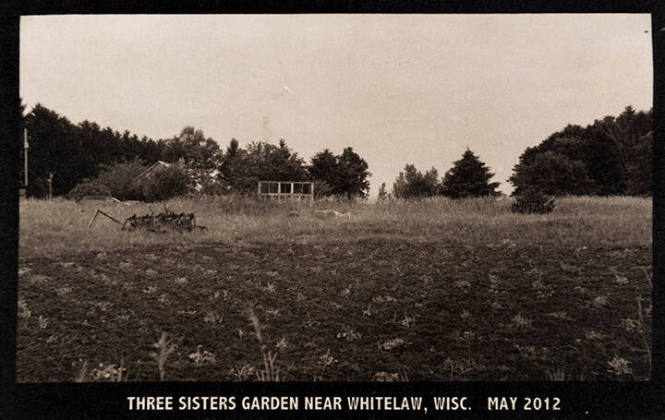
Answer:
624 131 652 195
441 149 500 198
218 138 240 186
23 104 80 197
22 103 186 197
226 138 240 158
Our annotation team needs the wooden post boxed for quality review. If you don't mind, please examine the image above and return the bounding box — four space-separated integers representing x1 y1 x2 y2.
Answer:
48 172 54 199
23 128 29 189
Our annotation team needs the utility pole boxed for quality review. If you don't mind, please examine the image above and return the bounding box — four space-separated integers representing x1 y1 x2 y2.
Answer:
48 172 54 199
23 128 29 194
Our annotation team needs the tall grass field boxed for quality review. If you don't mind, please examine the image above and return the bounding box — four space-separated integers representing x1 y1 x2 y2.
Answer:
17 196 652 381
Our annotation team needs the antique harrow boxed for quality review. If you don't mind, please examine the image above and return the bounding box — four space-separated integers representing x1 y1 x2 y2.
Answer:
88 209 207 232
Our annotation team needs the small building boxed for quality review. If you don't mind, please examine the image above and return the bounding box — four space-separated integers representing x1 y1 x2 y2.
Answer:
258 180 314 201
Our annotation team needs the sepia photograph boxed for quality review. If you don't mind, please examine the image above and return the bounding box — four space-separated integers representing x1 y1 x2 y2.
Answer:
15 13 653 384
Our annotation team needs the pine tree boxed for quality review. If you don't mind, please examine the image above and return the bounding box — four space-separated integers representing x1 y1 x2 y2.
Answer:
441 149 500 198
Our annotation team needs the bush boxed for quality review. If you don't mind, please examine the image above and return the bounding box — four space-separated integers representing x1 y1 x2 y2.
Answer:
67 180 111 201
197 180 230 196
313 180 334 199
95 159 147 200
141 166 192 202
511 189 556 214
392 164 440 199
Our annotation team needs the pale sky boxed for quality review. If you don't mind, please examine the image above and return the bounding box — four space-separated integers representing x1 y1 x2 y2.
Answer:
20 14 653 195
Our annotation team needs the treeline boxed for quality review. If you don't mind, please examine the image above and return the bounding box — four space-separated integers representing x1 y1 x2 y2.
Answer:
385 105 652 200
20 104 370 200
21 104 220 198
510 106 652 196
220 140 370 199
385 149 501 200
21 103 651 201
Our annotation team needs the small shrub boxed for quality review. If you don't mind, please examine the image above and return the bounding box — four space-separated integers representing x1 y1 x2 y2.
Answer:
141 166 192 202
95 159 147 200
511 189 556 214
67 180 111 201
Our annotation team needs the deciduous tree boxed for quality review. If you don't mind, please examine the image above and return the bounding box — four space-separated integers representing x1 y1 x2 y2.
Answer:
392 164 439 199
309 147 370 199
509 151 596 196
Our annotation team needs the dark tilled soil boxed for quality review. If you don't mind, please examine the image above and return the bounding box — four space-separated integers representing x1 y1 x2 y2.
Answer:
16 239 652 382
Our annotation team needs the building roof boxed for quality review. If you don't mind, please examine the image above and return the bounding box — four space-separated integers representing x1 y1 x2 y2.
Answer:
131 161 172 184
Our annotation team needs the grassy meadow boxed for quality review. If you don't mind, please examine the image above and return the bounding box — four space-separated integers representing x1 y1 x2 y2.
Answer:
17 195 652 381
